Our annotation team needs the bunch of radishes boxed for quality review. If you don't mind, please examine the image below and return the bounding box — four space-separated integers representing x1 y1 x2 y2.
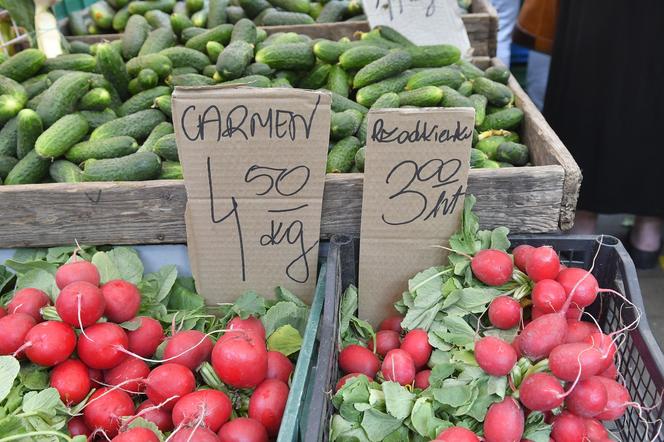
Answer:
0 255 293 441
336 243 647 442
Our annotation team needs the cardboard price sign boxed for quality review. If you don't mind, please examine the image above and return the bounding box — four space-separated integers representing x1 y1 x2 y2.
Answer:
172 87 331 304
358 107 474 325
365 0 471 52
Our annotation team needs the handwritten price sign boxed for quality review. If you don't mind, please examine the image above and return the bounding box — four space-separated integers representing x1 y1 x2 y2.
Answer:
173 88 330 304
359 108 474 325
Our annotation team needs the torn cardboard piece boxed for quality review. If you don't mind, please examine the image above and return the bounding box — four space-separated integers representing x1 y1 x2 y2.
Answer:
172 87 331 304
358 107 474 326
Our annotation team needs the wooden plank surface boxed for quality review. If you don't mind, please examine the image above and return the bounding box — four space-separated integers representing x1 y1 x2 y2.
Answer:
0 166 564 247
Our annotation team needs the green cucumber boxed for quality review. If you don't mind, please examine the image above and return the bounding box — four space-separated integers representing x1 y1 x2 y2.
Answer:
0 118 17 157
90 1 115 30
43 54 96 73
472 77 514 107
80 109 117 129
128 78 141 95
79 88 112 111
455 59 485 80
262 10 314 25
274 70 301 85
140 121 174 152
244 63 273 76
328 90 368 114
316 0 348 22
91 109 166 141
66 136 139 163
173 0 187 14
172 67 198 75
377 26 414 46
255 43 314 70
137 69 159 90
398 86 443 107
480 159 501 169
203 64 217 76
355 71 412 107
159 161 183 179
326 65 349 98
439 85 473 108
221 74 271 87
128 0 176 14
145 10 174 31
206 41 224 63
83 151 162 181
477 107 523 131
16 109 42 159
112 5 130 31
186 0 205 13
354 147 365 172
0 49 45 82
405 67 464 90
119 86 171 116
154 95 172 118
4 149 49 185
339 46 388 71
469 94 487 127
470 148 488 168
259 32 309 49
457 80 473 96
171 13 193 36
208 0 229 27
330 109 362 141
312 40 351 64
404 44 460 68
168 73 215 86
298 63 331 89
216 40 255 80
495 141 529 166
97 43 130 100
185 24 234 51
191 7 209 27
139 28 176 56
36 72 90 127
122 15 150 60
50 160 84 182
358 30 401 49
226 5 247 22
239 0 271 18
35 114 89 159
22 75 51 99
326 136 360 173
353 50 412 89
152 134 178 161
485 66 510 85
68 41 91 54
0 156 18 180
231 18 257 44
372 92 400 109
159 46 210 72
181 27 207 42
475 133 515 159
267 0 310 13
271 77 292 88
309 2 323 19
0 75 27 123
127 54 173 79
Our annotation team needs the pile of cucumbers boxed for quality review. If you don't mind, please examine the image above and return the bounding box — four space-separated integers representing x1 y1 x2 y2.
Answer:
67 0 472 36
0 20 528 185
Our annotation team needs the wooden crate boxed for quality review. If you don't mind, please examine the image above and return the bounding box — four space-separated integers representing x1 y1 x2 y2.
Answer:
0 58 579 248
63 0 497 56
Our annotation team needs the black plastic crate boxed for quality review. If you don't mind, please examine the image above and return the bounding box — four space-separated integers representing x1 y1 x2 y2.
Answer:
306 234 664 441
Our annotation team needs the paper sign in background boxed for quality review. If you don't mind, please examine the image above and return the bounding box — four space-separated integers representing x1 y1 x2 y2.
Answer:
172 87 331 304
359 107 474 325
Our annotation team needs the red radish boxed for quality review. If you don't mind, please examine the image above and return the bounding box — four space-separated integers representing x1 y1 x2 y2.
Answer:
381 349 416 386
135 399 174 432
170 427 220 442
557 268 599 308
227 316 266 341
266 351 294 383
112 427 160 442
379 315 403 333
512 244 535 272
532 280 566 314
565 376 608 418
566 304 584 320
127 316 164 358
367 330 401 356
584 332 617 372
518 311 568 360
471 249 514 286
400 329 432 369
50 359 91 405
7 288 50 322
0 313 36 356
104 357 150 394
531 307 545 320
56 259 100 289
526 247 560 282
83 388 135 438
414 370 431 389
24 321 76 366
474 336 517 376
483 397 524 442
565 320 597 343
77 322 129 369
67 416 91 437
338 344 380 378
172 389 232 432
488 296 521 329
335 373 368 392
101 280 141 323
218 417 269 442
163 330 214 370
248 379 289 437
55 281 105 328
549 342 604 381
518 372 564 411
599 362 618 379
594 377 630 421
88 367 103 387
145 363 195 410
212 330 268 388
584 418 609 441
436 426 479 441
550 411 587 442
0 306 5 318
512 334 522 358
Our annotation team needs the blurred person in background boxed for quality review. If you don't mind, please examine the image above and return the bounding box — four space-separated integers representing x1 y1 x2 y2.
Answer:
544 0 664 269
490 0 520 67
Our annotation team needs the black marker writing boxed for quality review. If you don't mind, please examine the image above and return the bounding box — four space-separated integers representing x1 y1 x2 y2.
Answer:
371 119 472 144
244 165 310 197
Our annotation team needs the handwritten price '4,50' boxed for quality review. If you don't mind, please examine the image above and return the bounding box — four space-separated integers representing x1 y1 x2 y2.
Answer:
374 0 436 20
